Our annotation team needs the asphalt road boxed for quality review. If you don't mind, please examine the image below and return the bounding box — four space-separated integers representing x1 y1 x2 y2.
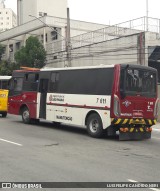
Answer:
0 114 160 191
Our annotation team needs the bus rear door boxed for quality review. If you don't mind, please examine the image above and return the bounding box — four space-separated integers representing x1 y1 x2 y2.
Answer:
39 79 49 119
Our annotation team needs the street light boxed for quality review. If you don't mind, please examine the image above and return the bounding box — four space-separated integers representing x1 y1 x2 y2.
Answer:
29 13 71 67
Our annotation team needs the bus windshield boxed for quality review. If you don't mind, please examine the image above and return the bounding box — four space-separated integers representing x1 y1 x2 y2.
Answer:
120 67 157 97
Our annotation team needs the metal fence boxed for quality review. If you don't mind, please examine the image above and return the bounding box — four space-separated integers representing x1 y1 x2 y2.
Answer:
46 16 160 54
46 16 160 64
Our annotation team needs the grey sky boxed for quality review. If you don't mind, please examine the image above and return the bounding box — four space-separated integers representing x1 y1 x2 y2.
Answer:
4 0 160 25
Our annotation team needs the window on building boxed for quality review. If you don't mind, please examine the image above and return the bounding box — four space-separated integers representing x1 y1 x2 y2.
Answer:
51 28 58 40
9 44 13 52
40 33 48 43
16 42 21 50
40 34 43 43
46 34 48 42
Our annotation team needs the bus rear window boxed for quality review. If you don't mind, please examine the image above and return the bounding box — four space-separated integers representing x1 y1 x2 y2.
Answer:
120 67 157 97
10 78 23 92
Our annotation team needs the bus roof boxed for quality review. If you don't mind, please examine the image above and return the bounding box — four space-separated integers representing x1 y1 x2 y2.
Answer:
41 64 157 72
41 64 115 72
0 76 11 80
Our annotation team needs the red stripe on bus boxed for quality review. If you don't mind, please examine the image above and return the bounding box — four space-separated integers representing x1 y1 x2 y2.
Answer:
47 102 110 110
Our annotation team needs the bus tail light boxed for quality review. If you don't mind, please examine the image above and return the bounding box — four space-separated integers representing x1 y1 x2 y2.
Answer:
120 128 129 132
113 94 121 117
154 98 159 118
146 127 152 132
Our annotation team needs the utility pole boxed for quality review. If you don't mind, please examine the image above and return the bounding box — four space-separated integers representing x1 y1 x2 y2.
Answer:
66 8 71 67
29 13 72 67
146 0 149 31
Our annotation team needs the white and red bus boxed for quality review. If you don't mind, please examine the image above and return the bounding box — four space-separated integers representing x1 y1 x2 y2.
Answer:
8 64 158 140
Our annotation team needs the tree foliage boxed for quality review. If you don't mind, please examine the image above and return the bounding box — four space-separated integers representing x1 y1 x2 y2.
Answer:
15 36 46 68
0 44 5 62
0 61 20 76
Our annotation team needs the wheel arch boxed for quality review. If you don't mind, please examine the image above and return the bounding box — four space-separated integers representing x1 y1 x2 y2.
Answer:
85 110 102 126
19 104 29 115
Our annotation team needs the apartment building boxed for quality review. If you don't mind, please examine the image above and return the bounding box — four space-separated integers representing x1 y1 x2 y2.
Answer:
17 0 67 25
0 0 17 32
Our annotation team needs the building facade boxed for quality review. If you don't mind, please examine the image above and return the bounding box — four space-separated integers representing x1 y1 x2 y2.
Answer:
17 0 67 25
0 15 107 62
45 17 160 71
0 0 17 32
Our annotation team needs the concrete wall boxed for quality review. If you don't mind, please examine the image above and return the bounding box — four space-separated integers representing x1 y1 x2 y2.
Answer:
47 33 140 67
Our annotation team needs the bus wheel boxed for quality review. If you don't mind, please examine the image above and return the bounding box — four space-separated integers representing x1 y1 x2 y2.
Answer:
22 107 31 124
86 113 104 138
2 112 7 118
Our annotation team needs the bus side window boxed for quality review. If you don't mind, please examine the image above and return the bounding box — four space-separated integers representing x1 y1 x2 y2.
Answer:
12 78 23 92
2 80 8 89
39 79 49 93
35 74 39 82
25 74 28 81
49 72 59 92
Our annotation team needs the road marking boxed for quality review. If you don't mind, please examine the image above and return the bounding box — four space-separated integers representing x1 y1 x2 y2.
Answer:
128 179 138 183
0 138 22 146
128 179 160 191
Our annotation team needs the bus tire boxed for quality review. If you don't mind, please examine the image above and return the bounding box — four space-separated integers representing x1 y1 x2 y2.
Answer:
86 113 104 138
22 107 31 124
2 112 7 118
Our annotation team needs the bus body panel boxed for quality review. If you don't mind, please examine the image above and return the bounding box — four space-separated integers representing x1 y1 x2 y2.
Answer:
119 96 157 119
37 93 111 128
8 92 38 118
49 94 111 128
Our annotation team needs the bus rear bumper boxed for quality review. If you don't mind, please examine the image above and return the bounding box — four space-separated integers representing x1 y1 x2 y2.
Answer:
119 131 151 140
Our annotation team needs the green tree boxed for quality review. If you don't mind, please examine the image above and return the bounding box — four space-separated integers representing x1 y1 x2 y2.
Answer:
0 61 20 75
0 44 5 61
15 36 46 68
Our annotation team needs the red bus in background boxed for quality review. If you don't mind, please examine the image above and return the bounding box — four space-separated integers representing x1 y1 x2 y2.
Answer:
8 68 40 120
8 64 158 140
